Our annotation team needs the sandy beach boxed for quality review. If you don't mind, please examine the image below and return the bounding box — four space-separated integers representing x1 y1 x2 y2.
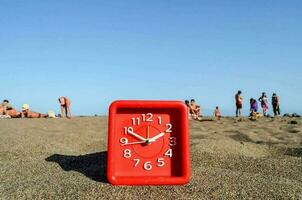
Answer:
0 116 301 199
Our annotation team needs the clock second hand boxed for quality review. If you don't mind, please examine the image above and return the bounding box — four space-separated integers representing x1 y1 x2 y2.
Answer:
121 141 147 146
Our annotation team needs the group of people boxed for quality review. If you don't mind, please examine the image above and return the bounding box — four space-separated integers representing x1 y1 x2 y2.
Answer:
185 99 221 120
185 99 202 120
1 92 283 120
0 97 72 119
185 90 281 121
185 98 222 120
235 90 281 118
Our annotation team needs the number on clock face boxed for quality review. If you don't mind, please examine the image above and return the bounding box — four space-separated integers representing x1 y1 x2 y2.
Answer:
131 158 165 170
120 113 176 171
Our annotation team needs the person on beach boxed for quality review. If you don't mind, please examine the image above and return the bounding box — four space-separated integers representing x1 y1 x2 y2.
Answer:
185 100 200 120
250 98 258 116
258 92 269 116
4 104 21 118
58 97 71 118
235 90 243 117
190 99 201 117
0 100 9 115
1 100 21 118
214 106 221 120
272 93 280 116
21 104 47 118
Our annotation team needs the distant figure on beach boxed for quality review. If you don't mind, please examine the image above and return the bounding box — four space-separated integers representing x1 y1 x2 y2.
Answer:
5 104 21 118
250 98 258 116
1 100 21 118
21 104 47 118
0 100 21 118
235 90 243 117
272 93 280 116
58 97 71 118
0 100 9 115
214 106 221 120
190 99 201 117
185 100 200 120
258 92 269 116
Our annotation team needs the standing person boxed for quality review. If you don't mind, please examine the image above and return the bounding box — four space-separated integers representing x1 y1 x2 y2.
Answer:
58 97 71 118
235 90 243 117
258 92 269 116
214 106 221 120
272 93 280 116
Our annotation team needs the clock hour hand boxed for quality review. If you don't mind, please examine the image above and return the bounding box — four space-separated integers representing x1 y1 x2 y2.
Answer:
127 129 147 142
149 132 165 142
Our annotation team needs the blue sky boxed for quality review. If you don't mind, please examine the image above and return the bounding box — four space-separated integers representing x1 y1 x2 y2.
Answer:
1 0 301 116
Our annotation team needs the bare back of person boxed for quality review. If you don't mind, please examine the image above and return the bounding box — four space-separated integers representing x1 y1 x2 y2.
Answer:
5 108 21 118
236 94 242 106
0 104 4 115
22 110 47 118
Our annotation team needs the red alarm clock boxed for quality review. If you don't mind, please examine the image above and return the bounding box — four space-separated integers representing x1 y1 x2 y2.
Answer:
107 100 190 185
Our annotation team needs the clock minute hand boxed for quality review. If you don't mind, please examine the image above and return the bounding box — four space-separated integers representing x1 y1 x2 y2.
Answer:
149 132 165 142
127 130 147 142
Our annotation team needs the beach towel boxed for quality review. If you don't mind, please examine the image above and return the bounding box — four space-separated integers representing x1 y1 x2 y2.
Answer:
0 115 11 119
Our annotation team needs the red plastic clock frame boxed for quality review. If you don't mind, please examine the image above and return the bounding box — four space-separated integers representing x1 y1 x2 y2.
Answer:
107 100 191 185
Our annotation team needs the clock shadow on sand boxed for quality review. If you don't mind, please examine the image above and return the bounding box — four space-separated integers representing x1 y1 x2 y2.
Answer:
45 151 107 183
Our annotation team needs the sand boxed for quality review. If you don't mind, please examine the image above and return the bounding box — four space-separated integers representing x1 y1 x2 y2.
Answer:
0 116 301 199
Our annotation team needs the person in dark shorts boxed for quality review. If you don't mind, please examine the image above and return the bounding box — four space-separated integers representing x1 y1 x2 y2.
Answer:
235 90 243 117
272 93 280 116
58 97 71 118
21 104 47 118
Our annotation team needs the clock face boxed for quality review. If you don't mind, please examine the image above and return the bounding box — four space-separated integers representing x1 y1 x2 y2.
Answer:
107 101 190 185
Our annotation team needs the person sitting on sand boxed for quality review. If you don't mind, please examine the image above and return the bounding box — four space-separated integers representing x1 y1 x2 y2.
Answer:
235 90 243 117
185 100 194 119
4 104 21 118
185 100 200 120
250 98 258 116
250 98 262 120
272 93 280 116
21 104 47 118
214 106 221 120
1 100 21 118
58 97 71 118
190 99 201 117
0 99 9 115
258 92 269 116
